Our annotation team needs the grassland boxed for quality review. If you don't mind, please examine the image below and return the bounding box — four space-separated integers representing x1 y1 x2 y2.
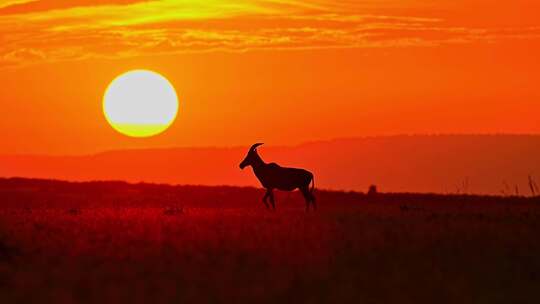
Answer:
0 178 539 303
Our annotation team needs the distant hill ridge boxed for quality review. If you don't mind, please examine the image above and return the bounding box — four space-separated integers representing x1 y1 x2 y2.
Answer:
1 135 539 194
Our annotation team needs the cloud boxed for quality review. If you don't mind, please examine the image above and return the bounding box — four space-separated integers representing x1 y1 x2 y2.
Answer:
0 0 147 14
0 0 33 9
1 0 539 68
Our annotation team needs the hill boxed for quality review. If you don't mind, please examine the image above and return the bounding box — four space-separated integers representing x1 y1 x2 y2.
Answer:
1 135 539 194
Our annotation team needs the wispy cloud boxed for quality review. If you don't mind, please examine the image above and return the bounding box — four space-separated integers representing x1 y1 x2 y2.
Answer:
0 0 33 9
1 0 539 68
0 0 147 15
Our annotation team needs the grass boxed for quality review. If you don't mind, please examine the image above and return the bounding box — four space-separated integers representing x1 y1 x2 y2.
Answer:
0 178 539 303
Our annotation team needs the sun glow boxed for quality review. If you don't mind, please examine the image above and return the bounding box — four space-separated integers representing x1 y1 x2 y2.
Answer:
103 70 179 138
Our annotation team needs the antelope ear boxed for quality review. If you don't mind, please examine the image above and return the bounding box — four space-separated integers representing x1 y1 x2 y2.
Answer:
249 143 264 151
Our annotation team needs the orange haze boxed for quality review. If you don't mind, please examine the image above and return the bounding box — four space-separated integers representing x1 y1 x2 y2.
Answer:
1 135 540 195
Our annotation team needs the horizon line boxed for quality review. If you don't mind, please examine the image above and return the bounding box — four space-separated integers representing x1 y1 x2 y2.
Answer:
1 132 539 158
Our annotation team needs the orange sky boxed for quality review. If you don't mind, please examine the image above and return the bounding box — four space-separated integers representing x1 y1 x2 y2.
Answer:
1 0 540 155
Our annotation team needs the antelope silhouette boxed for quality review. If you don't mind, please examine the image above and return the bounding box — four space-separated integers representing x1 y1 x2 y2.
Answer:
239 143 316 211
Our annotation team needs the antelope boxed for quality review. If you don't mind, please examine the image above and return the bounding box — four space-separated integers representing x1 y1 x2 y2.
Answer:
239 143 316 211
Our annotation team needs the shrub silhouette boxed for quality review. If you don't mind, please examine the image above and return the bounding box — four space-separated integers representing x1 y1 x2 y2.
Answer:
368 185 378 196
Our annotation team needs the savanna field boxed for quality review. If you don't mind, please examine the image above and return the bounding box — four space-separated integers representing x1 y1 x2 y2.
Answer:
1 178 539 303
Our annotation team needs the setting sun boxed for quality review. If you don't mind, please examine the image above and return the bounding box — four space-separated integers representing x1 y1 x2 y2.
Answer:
103 70 178 138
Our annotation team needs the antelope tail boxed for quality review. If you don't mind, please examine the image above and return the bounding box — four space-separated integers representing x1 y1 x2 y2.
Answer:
310 175 315 193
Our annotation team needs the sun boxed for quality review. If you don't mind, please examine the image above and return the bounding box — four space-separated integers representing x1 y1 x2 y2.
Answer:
103 70 179 138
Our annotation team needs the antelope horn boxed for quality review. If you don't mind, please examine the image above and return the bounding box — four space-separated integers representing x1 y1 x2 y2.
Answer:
249 143 264 151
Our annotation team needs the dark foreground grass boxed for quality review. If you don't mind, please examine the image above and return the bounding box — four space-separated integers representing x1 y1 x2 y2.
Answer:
0 178 539 303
